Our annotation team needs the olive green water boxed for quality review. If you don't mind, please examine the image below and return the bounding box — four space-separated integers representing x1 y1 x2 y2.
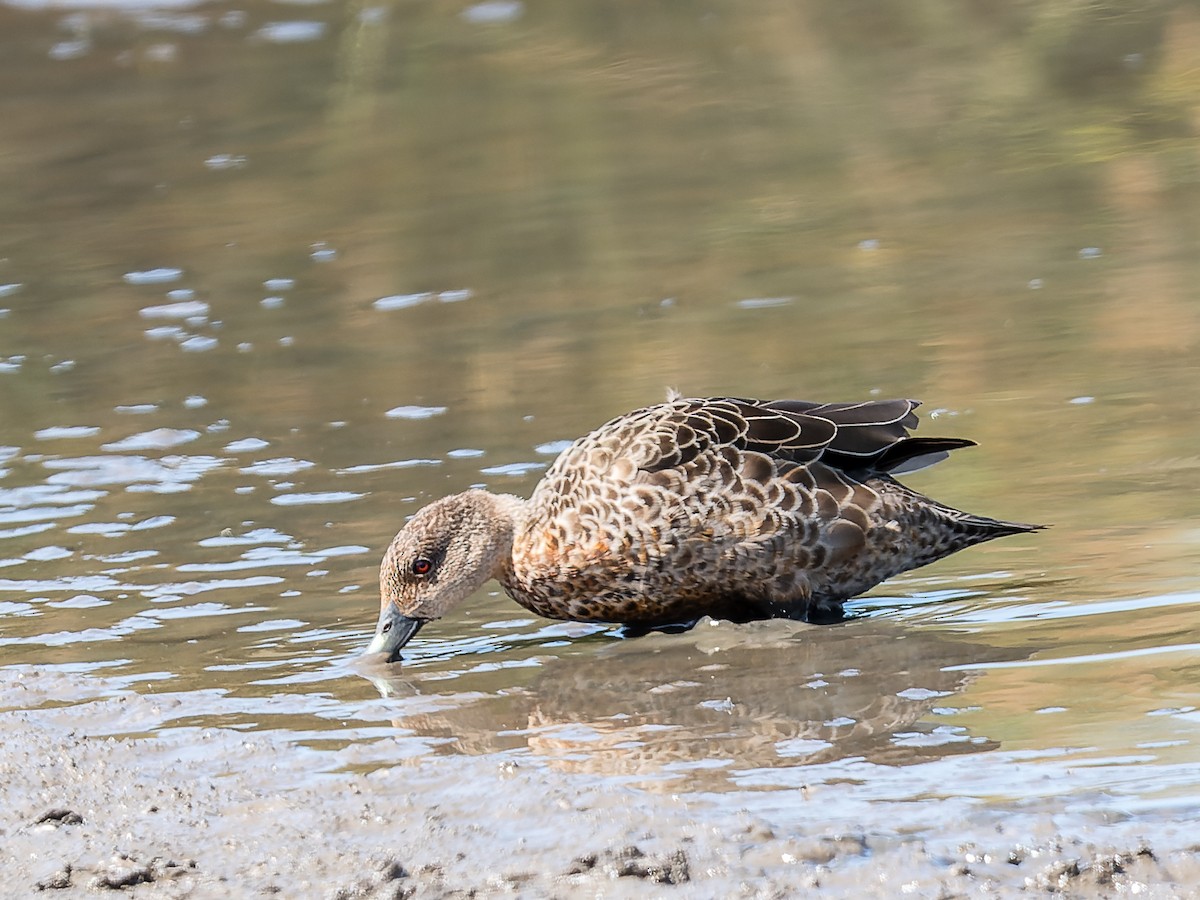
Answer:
2 0 1200 866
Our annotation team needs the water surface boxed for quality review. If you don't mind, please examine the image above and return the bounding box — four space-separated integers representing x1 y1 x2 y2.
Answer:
2 0 1200 861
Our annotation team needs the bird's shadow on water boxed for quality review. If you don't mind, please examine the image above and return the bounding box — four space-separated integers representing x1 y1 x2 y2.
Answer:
353 612 1036 785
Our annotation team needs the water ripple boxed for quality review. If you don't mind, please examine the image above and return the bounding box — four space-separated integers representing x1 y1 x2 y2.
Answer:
239 457 314 476
43 454 223 489
103 429 201 451
271 491 365 506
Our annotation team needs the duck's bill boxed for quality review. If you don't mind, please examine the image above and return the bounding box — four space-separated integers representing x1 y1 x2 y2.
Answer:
365 606 425 663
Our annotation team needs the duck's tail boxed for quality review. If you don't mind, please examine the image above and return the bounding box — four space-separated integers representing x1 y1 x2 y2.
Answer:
868 437 1044 546
941 507 1045 546
872 474 1044 571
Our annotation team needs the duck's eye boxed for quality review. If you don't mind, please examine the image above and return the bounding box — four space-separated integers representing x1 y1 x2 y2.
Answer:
411 557 433 577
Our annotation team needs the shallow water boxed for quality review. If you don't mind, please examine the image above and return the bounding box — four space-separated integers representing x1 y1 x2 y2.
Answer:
2 0 1200 884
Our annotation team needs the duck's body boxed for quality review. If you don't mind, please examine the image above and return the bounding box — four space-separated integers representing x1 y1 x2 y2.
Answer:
368 397 1039 661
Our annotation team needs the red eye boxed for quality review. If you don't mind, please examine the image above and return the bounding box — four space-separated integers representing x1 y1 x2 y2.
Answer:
411 558 433 576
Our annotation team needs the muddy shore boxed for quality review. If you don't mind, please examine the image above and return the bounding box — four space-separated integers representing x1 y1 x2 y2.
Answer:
2 668 1197 899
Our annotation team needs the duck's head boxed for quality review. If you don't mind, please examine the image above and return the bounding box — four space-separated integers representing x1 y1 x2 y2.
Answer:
366 489 520 662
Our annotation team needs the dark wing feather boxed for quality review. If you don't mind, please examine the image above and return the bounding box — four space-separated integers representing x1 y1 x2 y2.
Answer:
763 398 975 473
725 400 836 462
765 398 918 465
700 397 971 475
587 396 970 480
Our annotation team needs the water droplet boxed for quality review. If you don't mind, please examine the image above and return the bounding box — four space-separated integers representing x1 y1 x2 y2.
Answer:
50 40 90 61
254 21 326 43
140 300 209 319
374 293 430 311
225 438 269 452
271 491 366 506
204 154 247 171
479 462 545 476
103 428 200 451
124 268 184 285
180 335 218 352
534 440 572 455
35 426 101 440
735 296 792 310
385 405 447 420
461 1 524 24
310 242 338 262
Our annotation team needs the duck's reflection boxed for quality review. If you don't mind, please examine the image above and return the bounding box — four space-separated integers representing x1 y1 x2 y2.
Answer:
356 617 1027 788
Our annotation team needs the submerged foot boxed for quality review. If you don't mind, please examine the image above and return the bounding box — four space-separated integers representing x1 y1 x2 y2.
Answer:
617 619 702 639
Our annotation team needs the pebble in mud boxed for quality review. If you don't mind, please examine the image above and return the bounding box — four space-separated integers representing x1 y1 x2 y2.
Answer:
87 856 196 892
331 857 411 900
567 845 691 884
784 834 869 866
34 863 72 890
1027 846 1158 893
33 808 83 827
1093 848 1157 885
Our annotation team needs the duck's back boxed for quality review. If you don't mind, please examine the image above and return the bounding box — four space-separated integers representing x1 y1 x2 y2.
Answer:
504 397 1034 625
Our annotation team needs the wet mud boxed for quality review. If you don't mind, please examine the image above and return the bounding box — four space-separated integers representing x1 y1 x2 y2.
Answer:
4 669 1200 899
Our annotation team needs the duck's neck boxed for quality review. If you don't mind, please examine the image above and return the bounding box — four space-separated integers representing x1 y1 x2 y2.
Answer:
484 491 527 526
462 489 527 581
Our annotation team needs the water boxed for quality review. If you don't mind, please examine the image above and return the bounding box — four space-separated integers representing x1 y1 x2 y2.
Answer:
2 0 1200 867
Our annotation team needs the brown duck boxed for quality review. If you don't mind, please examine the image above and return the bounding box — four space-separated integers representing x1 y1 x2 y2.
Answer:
367 396 1039 661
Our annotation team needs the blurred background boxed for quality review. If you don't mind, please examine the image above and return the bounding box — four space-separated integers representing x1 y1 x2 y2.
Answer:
1 0 1199 824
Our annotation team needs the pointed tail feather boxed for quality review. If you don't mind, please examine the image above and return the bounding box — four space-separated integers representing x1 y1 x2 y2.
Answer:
950 511 1045 544
871 474 1044 573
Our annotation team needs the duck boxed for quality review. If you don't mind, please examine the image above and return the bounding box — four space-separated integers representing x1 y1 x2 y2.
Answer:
366 395 1040 661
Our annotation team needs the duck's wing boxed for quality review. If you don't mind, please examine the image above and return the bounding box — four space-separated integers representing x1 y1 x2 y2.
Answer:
620 398 836 474
763 398 975 474
764 398 918 464
601 397 971 478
